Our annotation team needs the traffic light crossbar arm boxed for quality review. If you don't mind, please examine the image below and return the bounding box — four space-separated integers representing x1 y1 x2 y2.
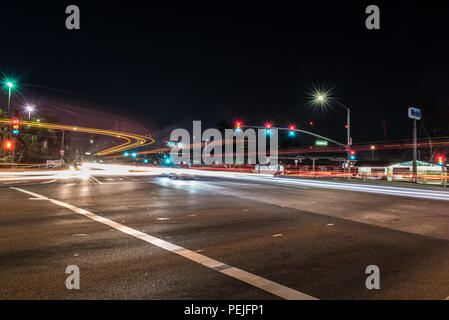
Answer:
245 126 347 149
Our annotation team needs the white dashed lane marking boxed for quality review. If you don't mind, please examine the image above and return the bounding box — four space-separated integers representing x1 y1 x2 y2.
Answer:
90 176 103 184
11 187 317 300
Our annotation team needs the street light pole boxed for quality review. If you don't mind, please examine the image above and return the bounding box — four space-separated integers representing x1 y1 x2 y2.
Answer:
6 82 16 165
7 82 14 117
314 94 352 179
26 106 34 119
8 86 11 116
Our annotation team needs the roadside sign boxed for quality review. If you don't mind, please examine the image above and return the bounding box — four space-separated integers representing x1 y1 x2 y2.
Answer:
409 107 422 183
315 140 328 146
408 107 422 120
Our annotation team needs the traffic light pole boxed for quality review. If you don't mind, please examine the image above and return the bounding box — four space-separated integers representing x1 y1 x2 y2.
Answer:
442 161 447 189
347 108 351 180
331 100 352 180
11 137 15 165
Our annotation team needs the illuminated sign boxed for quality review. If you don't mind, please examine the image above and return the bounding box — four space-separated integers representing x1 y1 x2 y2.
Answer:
315 140 328 146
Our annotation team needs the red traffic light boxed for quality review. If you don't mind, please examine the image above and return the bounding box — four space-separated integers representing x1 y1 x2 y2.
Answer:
3 139 13 150
437 154 445 164
11 118 20 131
289 125 296 131
235 121 242 129
265 122 272 129
350 150 357 160
309 121 314 126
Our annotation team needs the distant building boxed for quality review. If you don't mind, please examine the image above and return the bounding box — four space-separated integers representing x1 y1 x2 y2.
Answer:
358 160 445 184
387 160 443 183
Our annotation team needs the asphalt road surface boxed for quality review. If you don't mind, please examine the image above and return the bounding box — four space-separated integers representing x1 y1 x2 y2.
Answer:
1 175 449 300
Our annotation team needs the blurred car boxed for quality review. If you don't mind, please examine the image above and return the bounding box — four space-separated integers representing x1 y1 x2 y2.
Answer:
168 172 194 180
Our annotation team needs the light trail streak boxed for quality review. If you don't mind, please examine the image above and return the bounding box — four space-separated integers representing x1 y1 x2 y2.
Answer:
0 163 41 166
4 163 449 202
0 119 155 156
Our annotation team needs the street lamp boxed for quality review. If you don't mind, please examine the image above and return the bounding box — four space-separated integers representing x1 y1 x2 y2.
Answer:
315 93 326 104
313 92 351 175
25 105 35 119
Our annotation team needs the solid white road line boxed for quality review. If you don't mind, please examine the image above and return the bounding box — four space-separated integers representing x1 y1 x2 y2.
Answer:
273 178 449 201
11 187 317 301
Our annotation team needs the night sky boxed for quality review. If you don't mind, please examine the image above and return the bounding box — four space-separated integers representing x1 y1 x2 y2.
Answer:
1 1 449 144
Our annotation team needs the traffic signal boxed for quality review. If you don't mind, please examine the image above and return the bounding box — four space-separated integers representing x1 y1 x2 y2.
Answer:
309 121 314 126
235 121 242 130
350 150 356 160
288 125 296 137
265 122 272 135
3 139 13 151
437 154 445 166
11 118 19 135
